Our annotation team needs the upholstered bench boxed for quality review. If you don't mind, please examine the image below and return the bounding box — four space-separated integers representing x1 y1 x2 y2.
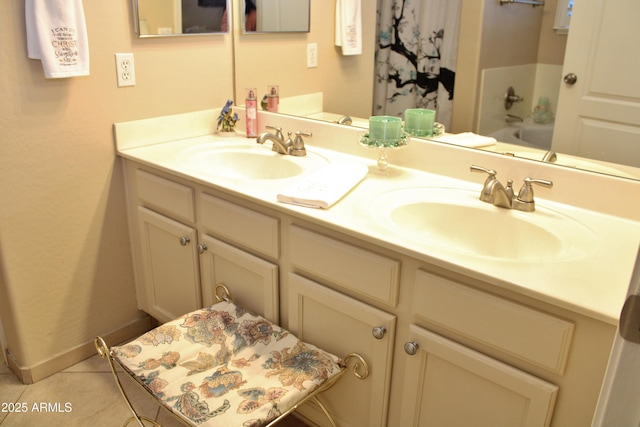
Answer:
96 285 367 427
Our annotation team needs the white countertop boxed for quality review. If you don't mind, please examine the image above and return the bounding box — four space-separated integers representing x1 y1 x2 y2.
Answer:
114 110 640 325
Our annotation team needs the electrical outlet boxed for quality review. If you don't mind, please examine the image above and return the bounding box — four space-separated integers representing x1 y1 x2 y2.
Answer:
307 43 318 68
115 53 136 87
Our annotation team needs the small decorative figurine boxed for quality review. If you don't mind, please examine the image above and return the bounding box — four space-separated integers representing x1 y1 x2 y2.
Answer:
217 99 239 134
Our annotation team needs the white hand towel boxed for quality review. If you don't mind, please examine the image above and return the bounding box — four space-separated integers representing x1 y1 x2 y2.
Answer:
435 132 497 148
335 0 362 56
277 163 368 209
25 0 90 78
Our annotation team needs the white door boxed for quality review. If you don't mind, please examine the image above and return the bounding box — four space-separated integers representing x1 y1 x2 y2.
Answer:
553 0 640 168
592 246 640 426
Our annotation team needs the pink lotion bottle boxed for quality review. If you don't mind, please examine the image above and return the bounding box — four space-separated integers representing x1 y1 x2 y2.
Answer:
245 88 258 138
267 85 279 113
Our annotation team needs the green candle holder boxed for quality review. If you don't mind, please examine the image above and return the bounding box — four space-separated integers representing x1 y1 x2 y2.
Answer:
359 116 410 170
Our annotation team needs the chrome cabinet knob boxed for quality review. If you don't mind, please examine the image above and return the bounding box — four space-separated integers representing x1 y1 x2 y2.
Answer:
563 73 578 85
197 244 208 254
372 326 387 340
179 236 191 246
404 341 419 355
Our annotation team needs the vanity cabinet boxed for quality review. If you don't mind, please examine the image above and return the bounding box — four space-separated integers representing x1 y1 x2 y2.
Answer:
133 169 201 322
400 325 557 426
123 159 615 427
398 270 569 426
126 163 280 323
137 207 201 322
286 225 399 426
287 274 396 427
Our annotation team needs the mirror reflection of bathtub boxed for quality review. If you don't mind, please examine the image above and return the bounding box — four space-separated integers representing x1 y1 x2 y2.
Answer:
487 121 640 179
489 119 554 150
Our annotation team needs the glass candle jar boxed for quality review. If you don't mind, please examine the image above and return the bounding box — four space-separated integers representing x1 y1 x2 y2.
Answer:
369 116 402 140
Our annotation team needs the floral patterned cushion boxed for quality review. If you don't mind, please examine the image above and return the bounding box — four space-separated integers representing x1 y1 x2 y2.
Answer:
112 301 344 427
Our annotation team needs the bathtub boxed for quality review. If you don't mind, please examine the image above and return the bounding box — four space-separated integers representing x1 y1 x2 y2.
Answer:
489 120 554 150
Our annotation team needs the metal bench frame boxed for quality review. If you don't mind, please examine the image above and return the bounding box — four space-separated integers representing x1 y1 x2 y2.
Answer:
96 284 369 427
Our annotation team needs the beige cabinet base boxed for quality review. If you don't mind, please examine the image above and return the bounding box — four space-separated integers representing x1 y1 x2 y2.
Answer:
400 324 558 427
137 207 201 322
288 273 396 427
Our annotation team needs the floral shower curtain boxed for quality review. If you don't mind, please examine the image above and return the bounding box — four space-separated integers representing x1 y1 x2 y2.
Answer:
373 0 462 130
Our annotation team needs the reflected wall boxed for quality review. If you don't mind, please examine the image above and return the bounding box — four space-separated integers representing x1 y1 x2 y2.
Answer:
231 0 376 119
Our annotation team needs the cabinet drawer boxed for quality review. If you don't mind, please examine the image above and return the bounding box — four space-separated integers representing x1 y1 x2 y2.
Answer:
199 193 279 259
136 169 195 223
414 270 574 374
290 226 400 306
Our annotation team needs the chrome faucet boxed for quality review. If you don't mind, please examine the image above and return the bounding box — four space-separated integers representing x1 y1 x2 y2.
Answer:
470 165 513 208
335 115 353 125
256 125 291 154
505 114 524 123
542 150 557 163
470 165 553 212
256 125 311 156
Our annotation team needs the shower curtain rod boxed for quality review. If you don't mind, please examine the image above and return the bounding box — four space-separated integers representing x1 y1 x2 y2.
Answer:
499 0 545 6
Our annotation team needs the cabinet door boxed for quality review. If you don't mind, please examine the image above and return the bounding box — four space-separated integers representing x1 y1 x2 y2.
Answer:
288 273 396 427
400 324 558 427
137 207 201 323
199 234 279 323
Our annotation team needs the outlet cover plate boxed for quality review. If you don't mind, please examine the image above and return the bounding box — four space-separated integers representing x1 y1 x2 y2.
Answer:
115 53 136 87
307 43 318 68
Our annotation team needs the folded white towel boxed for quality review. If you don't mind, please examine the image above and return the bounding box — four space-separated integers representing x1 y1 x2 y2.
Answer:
277 163 368 209
25 0 90 78
435 132 497 148
335 0 362 56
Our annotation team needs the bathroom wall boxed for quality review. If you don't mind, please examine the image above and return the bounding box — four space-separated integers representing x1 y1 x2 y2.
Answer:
0 0 235 382
0 0 368 383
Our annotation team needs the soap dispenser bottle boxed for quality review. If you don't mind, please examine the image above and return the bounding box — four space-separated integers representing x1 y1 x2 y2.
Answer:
267 85 279 112
245 88 258 138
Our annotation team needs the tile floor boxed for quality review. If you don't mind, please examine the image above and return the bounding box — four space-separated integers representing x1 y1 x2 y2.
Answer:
1 355 309 426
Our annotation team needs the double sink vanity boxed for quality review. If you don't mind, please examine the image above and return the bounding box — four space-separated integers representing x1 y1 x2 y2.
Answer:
114 109 640 426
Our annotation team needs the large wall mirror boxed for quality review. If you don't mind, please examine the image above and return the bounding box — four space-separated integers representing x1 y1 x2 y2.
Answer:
247 0 640 181
132 0 310 36
242 0 310 33
133 0 229 36
131 1 639 182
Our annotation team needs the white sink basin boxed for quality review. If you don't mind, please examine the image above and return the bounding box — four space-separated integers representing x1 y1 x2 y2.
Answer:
370 187 599 262
176 141 329 180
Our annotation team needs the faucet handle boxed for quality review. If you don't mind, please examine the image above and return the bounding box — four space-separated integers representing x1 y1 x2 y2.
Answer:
470 165 497 178
514 177 553 212
470 165 499 203
294 131 312 143
517 177 553 202
265 125 284 139
290 131 312 157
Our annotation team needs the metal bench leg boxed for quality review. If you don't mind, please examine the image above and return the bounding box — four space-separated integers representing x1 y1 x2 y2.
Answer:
311 396 338 427
95 337 161 427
